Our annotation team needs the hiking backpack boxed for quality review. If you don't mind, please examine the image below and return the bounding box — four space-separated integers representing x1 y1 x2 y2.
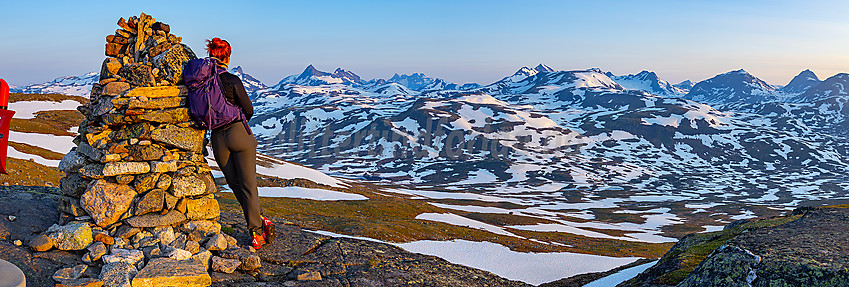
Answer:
183 58 251 134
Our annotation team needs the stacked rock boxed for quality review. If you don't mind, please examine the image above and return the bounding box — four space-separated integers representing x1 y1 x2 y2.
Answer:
40 13 258 287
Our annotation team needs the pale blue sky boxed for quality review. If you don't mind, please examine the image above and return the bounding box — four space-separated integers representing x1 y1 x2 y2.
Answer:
1 0 847 87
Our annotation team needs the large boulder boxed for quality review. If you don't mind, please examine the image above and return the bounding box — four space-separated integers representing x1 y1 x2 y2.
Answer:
80 180 137 227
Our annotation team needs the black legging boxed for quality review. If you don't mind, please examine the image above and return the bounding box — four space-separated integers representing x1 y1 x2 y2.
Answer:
211 121 262 233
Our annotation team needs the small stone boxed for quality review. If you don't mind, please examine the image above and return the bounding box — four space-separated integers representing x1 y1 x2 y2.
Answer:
29 234 53 252
184 240 200 254
93 230 115 245
153 226 175 246
7 215 15 222
115 174 134 185
87 241 107 261
167 248 192 260
134 188 165 216
60 173 90 197
183 220 221 236
99 262 137 287
149 160 178 173
155 174 172 190
141 245 162 260
223 234 237 247
47 223 93 251
211 256 241 274
80 179 137 227
102 248 144 265
55 277 103 287
151 22 170 33
191 249 211 271
204 234 227 251
58 196 86 217
112 225 141 240
131 258 210 287
13 239 21 246
220 247 261 271
132 172 160 194
297 271 322 281
105 43 126 57
52 264 87 282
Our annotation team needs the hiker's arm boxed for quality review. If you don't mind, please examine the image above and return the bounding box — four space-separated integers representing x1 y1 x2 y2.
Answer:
233 79 253 120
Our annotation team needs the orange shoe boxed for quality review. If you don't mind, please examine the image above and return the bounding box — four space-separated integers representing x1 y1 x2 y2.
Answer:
261 215 276 244
251 231 266 250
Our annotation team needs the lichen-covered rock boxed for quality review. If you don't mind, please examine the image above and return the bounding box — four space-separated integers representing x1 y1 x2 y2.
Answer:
150 124 204 152
125 209 186 228
80 180 136 227
60 173 89 197
59 149 87 173
102 248 145 265
118 63 155 87
169 174 206 197
46 223 93 250
87 241 107 261
185 197 219 220
52 264 87 283
677 245 760 287
99 262 137 287
134 188 165 216
220 247 261 271
152 44 195 84
131 258 210 287
102 161 150 176
58 196 87 217
103 81 130 96
126 144 164 161
211 256 241 274
204 234 227 251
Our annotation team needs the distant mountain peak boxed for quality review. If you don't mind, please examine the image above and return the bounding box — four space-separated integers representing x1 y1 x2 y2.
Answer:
534 64 554 73
611 70 685 97
685 69 777 104
781 69 821 95
514 64 555 76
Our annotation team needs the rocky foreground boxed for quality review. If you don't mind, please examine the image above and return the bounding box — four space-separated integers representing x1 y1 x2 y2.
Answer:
620 205 849 287
0 185 530 286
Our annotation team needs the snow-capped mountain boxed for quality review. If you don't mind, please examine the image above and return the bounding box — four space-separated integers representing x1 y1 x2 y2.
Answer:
792 73 848 103
228 66 267 96
19 72 99 97
277 65 362 86
388 73 451 91
476 67 623 99
674 80 695 92
250 66 848 207
685 69 778 104
780 69 821 96
611 70 686 97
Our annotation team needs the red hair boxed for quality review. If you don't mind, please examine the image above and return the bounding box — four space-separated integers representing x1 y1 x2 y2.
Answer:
206 38 231 63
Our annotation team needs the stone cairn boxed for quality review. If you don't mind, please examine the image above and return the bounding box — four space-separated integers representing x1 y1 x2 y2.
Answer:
32 13 259 287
